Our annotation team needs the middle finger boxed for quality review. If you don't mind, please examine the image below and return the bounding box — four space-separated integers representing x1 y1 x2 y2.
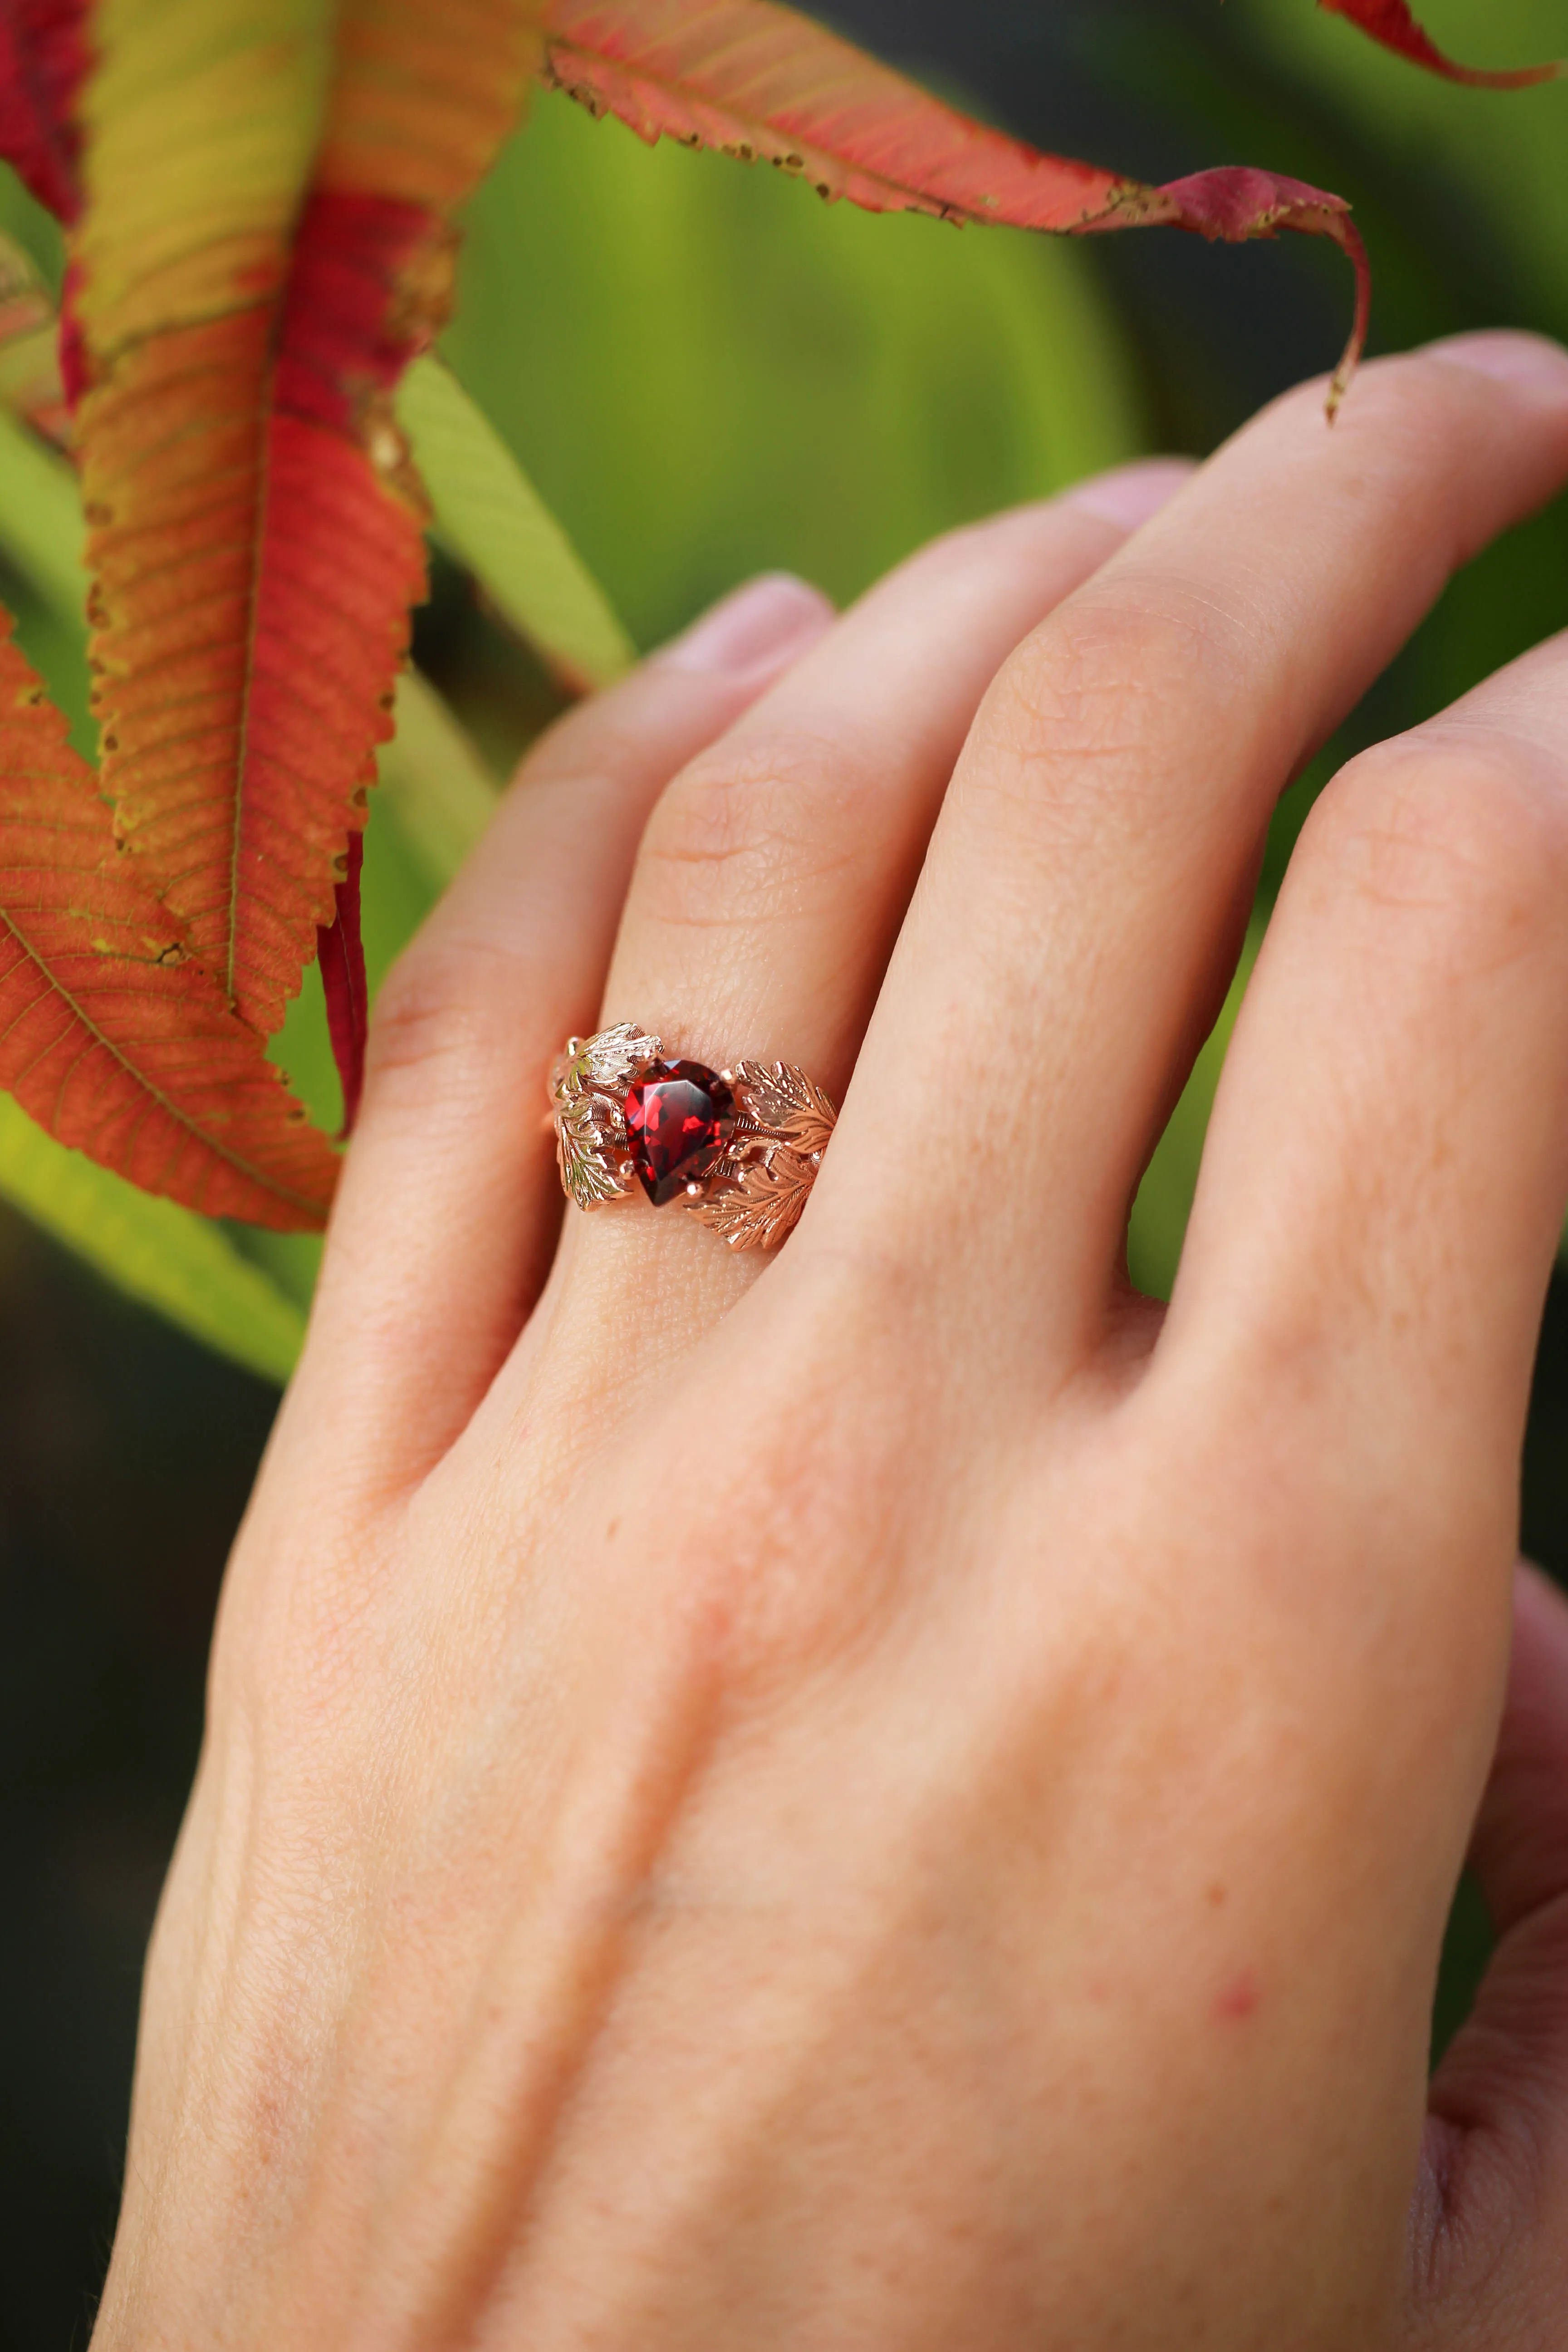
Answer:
836 333 1568 1363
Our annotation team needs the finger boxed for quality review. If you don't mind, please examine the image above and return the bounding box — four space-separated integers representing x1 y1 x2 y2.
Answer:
556 461 1193 1339
289 577 836 1490
834 335 1568 1361
1410 1564 1568 2329
1176 625 1568 1536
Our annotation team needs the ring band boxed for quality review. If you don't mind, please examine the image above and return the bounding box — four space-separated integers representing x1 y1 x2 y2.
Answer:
550 1024 836 1251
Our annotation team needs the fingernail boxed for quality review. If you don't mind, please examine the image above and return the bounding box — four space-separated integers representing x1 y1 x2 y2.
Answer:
1421 329 1568 397
1061 457 1196 533
656 573 835 676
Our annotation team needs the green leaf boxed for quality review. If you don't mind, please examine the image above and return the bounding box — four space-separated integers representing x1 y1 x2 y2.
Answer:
0 1092 305 1383
1127 921 1263 1304
0 402 84 624
377 665 501 891
397 351 636 690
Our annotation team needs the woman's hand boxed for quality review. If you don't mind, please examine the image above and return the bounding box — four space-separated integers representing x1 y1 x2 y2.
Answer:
98 333 1568 2350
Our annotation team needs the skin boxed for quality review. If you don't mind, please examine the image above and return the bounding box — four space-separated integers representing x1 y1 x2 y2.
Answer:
95 331 1568 2349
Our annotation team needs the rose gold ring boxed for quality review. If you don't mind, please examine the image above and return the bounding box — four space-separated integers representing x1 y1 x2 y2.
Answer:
549 1023 836 1251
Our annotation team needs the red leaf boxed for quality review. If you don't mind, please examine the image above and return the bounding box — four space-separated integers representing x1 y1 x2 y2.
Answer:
73 0 544 1042
1318 0 1562 89
541 0 1371 413
318 824 368 1139
0 0 89 224
0 609 337 1229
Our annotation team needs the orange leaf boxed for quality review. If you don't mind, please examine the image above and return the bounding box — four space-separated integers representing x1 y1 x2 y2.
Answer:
540 0 1371 412
0 609 337 1229
73 0 544 1041
1318 0 1561 89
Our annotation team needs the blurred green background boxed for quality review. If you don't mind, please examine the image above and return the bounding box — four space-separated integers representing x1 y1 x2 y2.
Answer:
5 0 1568 2336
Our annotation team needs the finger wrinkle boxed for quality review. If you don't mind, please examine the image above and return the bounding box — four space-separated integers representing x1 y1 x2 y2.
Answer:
1307 738 1568 980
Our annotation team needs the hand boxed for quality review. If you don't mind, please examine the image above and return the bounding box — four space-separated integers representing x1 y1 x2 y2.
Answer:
98 332 1568 2350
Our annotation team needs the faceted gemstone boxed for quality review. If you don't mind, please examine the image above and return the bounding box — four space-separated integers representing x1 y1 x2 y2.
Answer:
623 1059 735 1206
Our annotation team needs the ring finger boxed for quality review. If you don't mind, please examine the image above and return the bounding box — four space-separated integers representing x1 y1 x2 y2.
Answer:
548 463 1192 1357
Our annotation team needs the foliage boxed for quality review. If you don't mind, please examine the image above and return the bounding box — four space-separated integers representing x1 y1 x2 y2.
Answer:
0 0 1552 1373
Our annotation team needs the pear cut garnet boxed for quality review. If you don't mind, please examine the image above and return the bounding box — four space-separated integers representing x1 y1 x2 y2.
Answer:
624 1059 735 1206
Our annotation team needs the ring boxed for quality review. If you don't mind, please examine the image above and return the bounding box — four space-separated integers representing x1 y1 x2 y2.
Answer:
549 1024 837 1251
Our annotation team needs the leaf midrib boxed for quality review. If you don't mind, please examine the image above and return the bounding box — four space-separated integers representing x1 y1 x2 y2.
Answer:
0 903 325 1216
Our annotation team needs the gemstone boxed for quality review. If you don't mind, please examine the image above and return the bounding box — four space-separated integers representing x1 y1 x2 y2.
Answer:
624 1059 736 1206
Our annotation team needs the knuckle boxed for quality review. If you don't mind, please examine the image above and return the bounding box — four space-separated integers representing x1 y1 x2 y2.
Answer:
637 729 858 928
1311 729 1568 970
964 586 1223 850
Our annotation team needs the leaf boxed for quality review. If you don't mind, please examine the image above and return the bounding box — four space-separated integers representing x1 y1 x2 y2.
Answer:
397 350 635 691
0 1090 305 1380
71 0 545 1041
539 0 1371 413
0 0 90 224
447 89 1143 650
0 346 311 1354
0 607 338 1227
696 1145 813 1250
732 1056 834 1156
0 227 69 443
1317 0 1561 89
556 1086 628 1207
0 397 81 621
549 1022 659 1209
318 824 367 1136
555 1020 661 1095
375 665 500 891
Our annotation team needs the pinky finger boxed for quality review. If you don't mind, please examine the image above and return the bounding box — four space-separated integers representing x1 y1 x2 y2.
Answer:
1408 1563 1568 2334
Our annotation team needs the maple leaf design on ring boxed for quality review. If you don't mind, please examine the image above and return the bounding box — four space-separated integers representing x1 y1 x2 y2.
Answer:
731 1058 837 1157
550 1023 661 1210
688 1058 838 1250
694 1145 819 1252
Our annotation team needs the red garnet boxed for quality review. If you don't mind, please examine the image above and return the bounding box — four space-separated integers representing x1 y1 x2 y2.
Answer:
624 1059 736 1206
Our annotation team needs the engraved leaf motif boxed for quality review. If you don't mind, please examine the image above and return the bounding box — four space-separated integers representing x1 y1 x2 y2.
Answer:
734 1060 836 1157
697 1147 815 1250
558 1088 627 1208
583 1022 661 1089
552 1021 652 1209
554 1023 658 1106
